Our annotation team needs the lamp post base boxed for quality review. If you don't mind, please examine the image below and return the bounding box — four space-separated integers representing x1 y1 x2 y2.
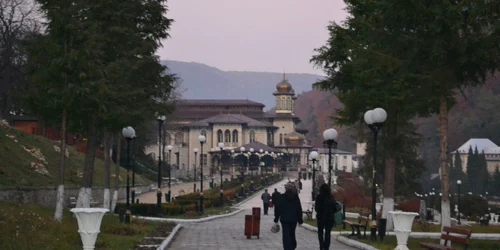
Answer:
131 190 136 204
125 209 131 224
167 190 171 203
156 190 162 216
193 183 197 193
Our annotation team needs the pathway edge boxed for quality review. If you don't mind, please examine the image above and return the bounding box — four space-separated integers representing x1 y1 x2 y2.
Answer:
134 208 244 223
157 223 182 250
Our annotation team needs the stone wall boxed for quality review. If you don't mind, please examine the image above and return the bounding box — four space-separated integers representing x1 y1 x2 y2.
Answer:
0 184 152 208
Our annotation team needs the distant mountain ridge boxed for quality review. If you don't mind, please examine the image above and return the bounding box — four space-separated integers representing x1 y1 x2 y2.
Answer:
162 60 324 109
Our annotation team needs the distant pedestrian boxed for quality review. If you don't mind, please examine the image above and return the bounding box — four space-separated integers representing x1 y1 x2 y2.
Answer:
271 188 281 214
274 183 303 250
261 189 271 215
315 184 339 250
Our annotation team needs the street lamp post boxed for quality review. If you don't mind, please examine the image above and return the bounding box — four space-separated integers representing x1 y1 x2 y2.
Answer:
309 151 319 201
457 180 462 225
167 145 173 202
259 149 264 175
210 148 215 188
122 126 135 224
364 107 387 241
230 149 235 177
156 115 165 215
131 135 136 204
198 135 206 214
322 128 338 189
249 148 254 177
218 142 224 189
240 147 246 182
193 148 198 192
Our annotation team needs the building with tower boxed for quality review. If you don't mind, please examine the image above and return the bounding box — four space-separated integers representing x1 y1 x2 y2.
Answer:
144 75 312 176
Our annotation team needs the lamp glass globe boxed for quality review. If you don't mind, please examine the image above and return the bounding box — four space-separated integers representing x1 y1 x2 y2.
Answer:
167 145 173 151
218 142 224 149
193 148 199 153
198 135 206 142
249 148 254 152
323 128 338 140
122 126 135 138
309 151 319 160
240 147 245 152
364 110 374 125
457 180 462 185
231 149 235 153
372 108 387 123
259 149 263 153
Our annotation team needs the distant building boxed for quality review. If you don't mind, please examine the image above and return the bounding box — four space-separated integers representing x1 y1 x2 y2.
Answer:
315 148 358 173
145 75 315 173
452 138 500 174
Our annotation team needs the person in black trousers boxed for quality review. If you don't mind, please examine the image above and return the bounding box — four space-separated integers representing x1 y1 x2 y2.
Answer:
274 183 303 250
271 188 281 214
315 184 337 250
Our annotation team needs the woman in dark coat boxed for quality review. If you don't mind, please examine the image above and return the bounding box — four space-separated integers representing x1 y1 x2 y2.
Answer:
274 183 303 250
315 184 337 250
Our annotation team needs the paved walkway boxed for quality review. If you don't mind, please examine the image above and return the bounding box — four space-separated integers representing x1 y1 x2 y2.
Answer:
168 179 355 250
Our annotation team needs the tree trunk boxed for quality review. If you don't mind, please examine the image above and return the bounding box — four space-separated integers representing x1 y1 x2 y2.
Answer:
77 123 98 208
382 123 397 231
111 132 121 212
54 109 67 222
103 132 111 210
439 95 451 230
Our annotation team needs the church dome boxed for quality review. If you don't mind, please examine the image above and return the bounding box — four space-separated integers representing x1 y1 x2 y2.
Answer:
275 74 293 94
284 131 305 146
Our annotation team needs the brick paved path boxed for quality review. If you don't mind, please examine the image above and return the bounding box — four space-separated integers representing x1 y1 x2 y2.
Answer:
168 179 355 250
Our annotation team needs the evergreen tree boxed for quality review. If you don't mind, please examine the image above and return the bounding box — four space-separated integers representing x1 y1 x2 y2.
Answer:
453 151 463 181
493 166 500 196
466 146 477 193
478 151 489 195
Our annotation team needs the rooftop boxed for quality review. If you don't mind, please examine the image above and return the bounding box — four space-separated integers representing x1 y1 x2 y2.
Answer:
176 99 265 107
453 138 500 154
184 113 277 128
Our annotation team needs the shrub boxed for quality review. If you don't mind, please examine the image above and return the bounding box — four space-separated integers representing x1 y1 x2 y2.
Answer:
397 198 421 213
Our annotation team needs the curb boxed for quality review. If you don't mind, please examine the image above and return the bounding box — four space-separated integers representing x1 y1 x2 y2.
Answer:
337 236 378 250
134 208 244 223
157 223 182 250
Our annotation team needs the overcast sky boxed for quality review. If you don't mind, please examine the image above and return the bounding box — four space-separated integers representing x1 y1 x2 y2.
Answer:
157 0 347 75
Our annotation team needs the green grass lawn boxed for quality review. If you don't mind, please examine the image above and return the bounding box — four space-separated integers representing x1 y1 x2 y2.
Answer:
0 125 151 188
356 236 500 250
0 201 169 250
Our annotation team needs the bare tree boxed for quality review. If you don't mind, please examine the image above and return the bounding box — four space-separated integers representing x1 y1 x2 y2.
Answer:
0 0 41 117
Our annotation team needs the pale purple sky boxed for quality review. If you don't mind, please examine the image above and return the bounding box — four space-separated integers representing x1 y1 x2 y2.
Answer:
157 0 347 75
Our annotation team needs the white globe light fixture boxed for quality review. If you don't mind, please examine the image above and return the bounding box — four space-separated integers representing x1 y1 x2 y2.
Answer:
194 148 199 153
198 135 206 143
218 142 224 149
322 128 338 141
122 126 135 138
457 180 462 185
167 145 173 151
259 149 263 153
364 110 375 125
372 108 387 123
240 146 245 152
309 151 319 160
249 148 254 153
211 148 215 152
231 149 235 154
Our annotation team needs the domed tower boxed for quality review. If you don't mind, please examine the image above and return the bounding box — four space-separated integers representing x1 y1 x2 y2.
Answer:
273 73 296 114
284 131 305 147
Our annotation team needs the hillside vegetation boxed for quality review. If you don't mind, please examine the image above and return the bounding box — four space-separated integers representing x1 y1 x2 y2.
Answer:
0 122 151 188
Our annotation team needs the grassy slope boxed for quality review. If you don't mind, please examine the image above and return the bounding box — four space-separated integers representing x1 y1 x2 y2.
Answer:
357 236 500 250
0 201 165 250
0 125 151 188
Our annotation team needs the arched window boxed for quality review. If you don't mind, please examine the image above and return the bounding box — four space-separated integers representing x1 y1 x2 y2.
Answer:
217 129 223 143
249 130 256 143
174 131 183 144
279 133 283 145
201 130 207 137
224 129 231 143
232 130 238 143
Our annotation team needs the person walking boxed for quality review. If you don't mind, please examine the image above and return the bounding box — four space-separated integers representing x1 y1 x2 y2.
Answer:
271 188 281 214
315 184 338 250
274 183 303 250
261 189 272 215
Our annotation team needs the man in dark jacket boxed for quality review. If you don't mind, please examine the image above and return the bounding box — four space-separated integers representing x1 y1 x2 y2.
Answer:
261 189 271 215
271 188 281 214
315 184 338 250
274 183 303 250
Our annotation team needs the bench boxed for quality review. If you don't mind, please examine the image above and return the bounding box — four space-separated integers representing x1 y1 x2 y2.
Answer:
343 212 369 238
303 210 313 220
419 226 471 250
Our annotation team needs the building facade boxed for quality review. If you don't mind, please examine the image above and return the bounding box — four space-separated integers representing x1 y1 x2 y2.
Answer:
452 138 500 174
145 75 312 174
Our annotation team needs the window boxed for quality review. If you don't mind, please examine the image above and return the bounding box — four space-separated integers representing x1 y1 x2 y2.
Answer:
279 133 283 145
232 130 238 143
201 130 207 137
249 130 256 143
224 129 231 143
174 131 183 144
217 129 223 142
267 131 273 144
